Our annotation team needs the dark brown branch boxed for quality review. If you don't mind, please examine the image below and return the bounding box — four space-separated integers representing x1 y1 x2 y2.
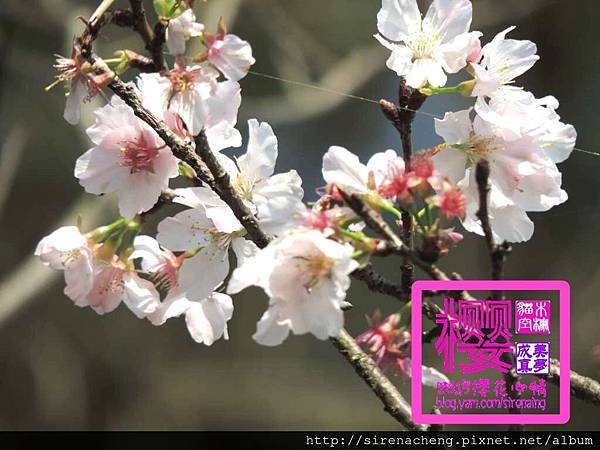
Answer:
194 131 272 249
331 329 427 431
351 264 403 300
549 359 600 406
337 187 452 282
380 81 426 303
475 159 512 285
475 160 521 429
129 0 166 71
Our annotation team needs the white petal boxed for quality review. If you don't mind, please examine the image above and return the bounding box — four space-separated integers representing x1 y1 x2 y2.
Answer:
406 58 447 89
377 0 421 41
436 31 479 73
130 235 164 272
206 205 243 233
204 80 242 150
185 293 233 345
74 147 124 196
432 147 467 184
157 209 216 251
252 306 290 346
252 170 305 235
173 187 223 209
122 272 161 318
231 237 259 267
178 248 230 302
384 44 414 77
322 146 368 192
63 81 87 125
237 119 278 180
149 293 191 326
434 109 473 145
116 171 166 219
424 0 472 41
208 34 255 81
366 149 401 187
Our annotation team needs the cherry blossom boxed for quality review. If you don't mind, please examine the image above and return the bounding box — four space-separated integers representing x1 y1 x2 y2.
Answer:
469 27 539 97
433 108 568 241
165 8 204 56
83 256 161 317
322 146 402 194
35 226 94 304
156 207 253 303
49 47 113 125
474 87 577 162
228 230 358 345
137 61 242 144
74 96 179 219
131 236 233 345
431 180 467 220
375 0 479 88
205 30 255 81
299 206 357 237
172 119 305 236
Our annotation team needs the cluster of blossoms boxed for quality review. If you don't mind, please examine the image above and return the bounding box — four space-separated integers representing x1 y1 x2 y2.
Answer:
37 0 576 386
376 0 577 242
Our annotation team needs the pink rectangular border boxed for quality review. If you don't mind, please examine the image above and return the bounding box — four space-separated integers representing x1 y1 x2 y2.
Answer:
411 280 570 425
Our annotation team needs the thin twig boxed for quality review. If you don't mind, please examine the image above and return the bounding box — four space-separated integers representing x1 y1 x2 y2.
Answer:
194 132 272 249
351 264 403 300
331 329 427 431
549 359 600 406
475 160 512 285
380 81 426 303
475 159 520 430
129 0 166 70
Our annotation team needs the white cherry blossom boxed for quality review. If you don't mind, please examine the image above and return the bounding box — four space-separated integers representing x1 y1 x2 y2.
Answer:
75 95 179 219
474 87 576 162
156 206 257 302
137 62 241 145
50 47 113 125
131 236 233 345
433 108 568 242
470 27 539 97
82 256 161 317
35 226 94 304
228 230 358 345
322 146 402 193
165 8 204 56
173 119 305 236
206 32 255 81
375 0 478 88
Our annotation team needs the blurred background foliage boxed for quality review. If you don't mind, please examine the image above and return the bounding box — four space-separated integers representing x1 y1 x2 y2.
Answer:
0 0 598 430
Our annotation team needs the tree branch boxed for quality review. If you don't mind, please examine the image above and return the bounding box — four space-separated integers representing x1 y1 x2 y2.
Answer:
330 329 427 431
129 0 166 71
475 159 512 285
194 132 272 249
474 159 521 429
380 81 427 303
549 359 600 406
351 264 403 300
